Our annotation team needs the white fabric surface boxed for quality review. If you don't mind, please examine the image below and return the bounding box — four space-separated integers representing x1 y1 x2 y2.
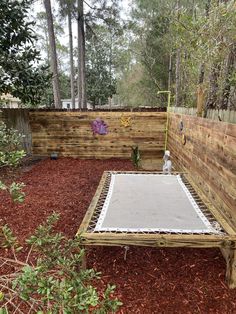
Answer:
94 174 218 234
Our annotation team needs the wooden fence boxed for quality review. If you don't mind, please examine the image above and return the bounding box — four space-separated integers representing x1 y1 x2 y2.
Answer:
168 113 236 230
0 109 31 154
29 111 167 160
169 107 236 124
1 108 236 228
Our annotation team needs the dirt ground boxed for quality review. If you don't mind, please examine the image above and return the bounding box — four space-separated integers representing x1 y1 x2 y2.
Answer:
1 158 236 313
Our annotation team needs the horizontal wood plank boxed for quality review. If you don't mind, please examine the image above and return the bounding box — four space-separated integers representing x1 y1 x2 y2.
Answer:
168 113 236 230
30 111 167 160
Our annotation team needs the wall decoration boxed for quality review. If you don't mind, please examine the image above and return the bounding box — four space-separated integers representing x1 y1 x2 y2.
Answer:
91 118 108 135
120 115 132 128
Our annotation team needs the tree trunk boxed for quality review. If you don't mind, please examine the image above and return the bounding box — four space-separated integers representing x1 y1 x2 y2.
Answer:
168 53 172 91
192 0 196 20
77 0 87 109
220 44 236 110
202 0 211 117
175 0 181 107
205 63 221 110
205 0 230 112
197 57 205 117
198 63 205 85
43 0 61 108
205 0 211 17
175 50 181 107
68 12 75 109
109 30 113 98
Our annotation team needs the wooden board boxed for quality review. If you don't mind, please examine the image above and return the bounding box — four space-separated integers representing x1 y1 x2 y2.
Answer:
79 232 236 248
29 111 167 160
168 113 236 231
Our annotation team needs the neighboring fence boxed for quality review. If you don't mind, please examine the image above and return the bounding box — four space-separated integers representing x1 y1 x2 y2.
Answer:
29 111 167 159
169 107 236 124
168 112 236 230
0 109 32 154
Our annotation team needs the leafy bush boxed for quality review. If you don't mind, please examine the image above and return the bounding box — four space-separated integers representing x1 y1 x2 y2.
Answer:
0 121 25 202
0 213 122 313
0 121 25 168
0 182 25 203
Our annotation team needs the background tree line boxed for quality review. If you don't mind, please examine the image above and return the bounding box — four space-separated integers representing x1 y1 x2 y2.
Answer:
118 0 236 111
0 0 235 111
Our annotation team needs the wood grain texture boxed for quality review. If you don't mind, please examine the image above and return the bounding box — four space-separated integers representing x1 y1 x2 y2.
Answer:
29 111 166 160
1 109 32 153
168 113 236 230
225 244 236 289
80 232 236 248
77 171 109 235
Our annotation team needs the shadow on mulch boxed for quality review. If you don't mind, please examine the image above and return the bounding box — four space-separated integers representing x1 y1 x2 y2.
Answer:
0 158 236 313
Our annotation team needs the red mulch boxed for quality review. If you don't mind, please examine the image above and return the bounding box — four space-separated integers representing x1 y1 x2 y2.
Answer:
1 158 236 313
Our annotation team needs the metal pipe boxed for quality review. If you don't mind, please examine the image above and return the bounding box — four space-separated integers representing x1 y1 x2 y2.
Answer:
157 91 171 151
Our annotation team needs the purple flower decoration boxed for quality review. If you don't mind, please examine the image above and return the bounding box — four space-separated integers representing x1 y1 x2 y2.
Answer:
91 118 108 135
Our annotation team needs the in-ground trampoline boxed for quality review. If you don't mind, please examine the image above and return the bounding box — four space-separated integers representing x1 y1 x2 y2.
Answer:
77 171 236 288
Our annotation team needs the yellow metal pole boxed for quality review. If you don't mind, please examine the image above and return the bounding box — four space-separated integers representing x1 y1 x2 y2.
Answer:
157 91 171 151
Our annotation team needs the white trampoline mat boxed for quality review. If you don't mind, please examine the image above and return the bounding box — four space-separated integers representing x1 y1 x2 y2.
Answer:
94 174 218 234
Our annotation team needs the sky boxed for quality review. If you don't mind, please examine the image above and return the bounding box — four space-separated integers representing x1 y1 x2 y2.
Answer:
31 0 132 25
30 0 132 61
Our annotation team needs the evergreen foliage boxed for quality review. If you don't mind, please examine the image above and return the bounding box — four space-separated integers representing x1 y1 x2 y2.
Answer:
0 0 50 106
118 0 236 110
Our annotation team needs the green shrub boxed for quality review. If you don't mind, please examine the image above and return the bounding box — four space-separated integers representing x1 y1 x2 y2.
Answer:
0 121 25 168
0 122 25 202
0 214 122 313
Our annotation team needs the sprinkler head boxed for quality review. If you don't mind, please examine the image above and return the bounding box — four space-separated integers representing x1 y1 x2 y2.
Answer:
50 152 58 160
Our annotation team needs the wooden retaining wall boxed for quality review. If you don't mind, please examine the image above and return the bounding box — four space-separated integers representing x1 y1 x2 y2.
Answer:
30 111 167 160
168 113 236 230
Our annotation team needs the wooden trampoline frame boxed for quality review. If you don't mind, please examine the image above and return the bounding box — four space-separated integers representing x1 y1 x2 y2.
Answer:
77 171 236 288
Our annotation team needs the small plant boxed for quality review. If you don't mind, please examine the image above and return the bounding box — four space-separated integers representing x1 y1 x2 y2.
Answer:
131 146 141 168
0 122 25 202
0 122 25 168
0 213 122 313
0 182 25 203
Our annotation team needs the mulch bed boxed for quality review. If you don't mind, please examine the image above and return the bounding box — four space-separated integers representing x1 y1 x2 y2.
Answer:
1 158 236 313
